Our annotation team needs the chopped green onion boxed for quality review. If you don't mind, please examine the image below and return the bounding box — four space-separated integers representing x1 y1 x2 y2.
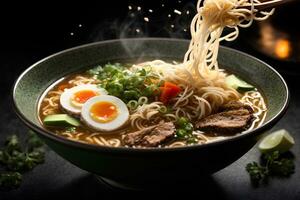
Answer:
176 129 187 139
175 117 195 142
65 127 76 133
133 76 145 87
159 106 168 114
87 66 103 76
138 97 148 105
104 64 122 75
184 123 194 134
106 82 124 97
187 137 198 144
127 100 138 110
124 90 140 100
88 63 161 103
142 84 160 97
177 117 189 127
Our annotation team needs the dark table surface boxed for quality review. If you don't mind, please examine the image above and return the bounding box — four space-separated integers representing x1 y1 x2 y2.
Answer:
0 1 299 198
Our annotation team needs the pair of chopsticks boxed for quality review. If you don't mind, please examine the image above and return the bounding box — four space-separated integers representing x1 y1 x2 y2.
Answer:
240 0 294 11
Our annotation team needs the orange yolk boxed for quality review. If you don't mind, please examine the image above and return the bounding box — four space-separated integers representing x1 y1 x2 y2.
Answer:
90 101 118 123
73 90 98 104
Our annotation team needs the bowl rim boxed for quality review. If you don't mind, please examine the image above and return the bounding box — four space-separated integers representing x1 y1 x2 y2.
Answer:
12 37 290 154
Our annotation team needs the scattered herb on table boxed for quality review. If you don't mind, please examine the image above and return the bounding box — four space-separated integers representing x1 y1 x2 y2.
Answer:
0 172 22 189
0 131 45 190
246 129 295 186
246 151 295 186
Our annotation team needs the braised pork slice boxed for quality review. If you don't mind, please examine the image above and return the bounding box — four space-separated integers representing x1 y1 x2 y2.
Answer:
196 101 253 134
123 122 175 147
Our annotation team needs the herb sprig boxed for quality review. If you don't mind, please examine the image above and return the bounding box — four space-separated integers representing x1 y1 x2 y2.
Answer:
0 131 45 190
246 151 295 186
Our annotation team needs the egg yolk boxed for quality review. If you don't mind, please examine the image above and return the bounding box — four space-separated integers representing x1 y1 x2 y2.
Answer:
73 90 98 104
90 101 118 123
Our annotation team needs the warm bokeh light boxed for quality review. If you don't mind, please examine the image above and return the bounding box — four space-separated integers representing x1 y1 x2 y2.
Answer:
258 22 293 61
274 39 291 59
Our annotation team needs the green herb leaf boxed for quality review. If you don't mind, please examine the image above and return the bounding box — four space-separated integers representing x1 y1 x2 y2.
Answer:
269 158 295 176
5 135 21 153
87 66 103 76
246 162 268 185
0 131 46 190
65 127 76 133
106 82 124 97
124 90 140 101
246 150 295 186
0 172 22 189
27 131 44 151
0 150 4 163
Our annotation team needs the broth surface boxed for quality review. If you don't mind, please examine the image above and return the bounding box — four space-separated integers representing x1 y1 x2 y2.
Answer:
38 64 267 148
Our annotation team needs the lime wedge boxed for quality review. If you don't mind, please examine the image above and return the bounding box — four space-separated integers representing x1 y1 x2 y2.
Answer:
258 129 295 154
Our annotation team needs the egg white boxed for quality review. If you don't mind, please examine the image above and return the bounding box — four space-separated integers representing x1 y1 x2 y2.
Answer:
81 95 129 132
60 84 107 115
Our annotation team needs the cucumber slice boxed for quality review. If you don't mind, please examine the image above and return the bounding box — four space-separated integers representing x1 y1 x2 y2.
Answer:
43 114 80 127
225 75 255 91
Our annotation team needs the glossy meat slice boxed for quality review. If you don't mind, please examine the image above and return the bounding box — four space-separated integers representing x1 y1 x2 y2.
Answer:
220 101 253 113
123 122 175 147
196 101 254 134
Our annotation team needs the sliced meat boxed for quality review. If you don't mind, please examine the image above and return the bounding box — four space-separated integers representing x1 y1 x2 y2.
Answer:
123 122 175 147
220 101 253 113
123 125 157 146
141 122 176 147
196 106 253 134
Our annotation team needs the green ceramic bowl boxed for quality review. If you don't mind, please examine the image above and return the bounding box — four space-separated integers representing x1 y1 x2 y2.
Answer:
13 38 289 189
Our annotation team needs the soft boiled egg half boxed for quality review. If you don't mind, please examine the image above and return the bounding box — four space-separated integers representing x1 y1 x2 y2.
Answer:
60 84 107 115
81 95 129 132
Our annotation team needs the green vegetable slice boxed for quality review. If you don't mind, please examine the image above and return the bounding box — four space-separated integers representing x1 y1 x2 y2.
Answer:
43 114 80 127
225 75 255 91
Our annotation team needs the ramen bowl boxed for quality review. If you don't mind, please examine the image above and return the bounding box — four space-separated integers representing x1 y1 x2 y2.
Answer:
13 38 289 189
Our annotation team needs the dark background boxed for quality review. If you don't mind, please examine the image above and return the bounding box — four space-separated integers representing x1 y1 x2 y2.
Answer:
1 0 300 198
